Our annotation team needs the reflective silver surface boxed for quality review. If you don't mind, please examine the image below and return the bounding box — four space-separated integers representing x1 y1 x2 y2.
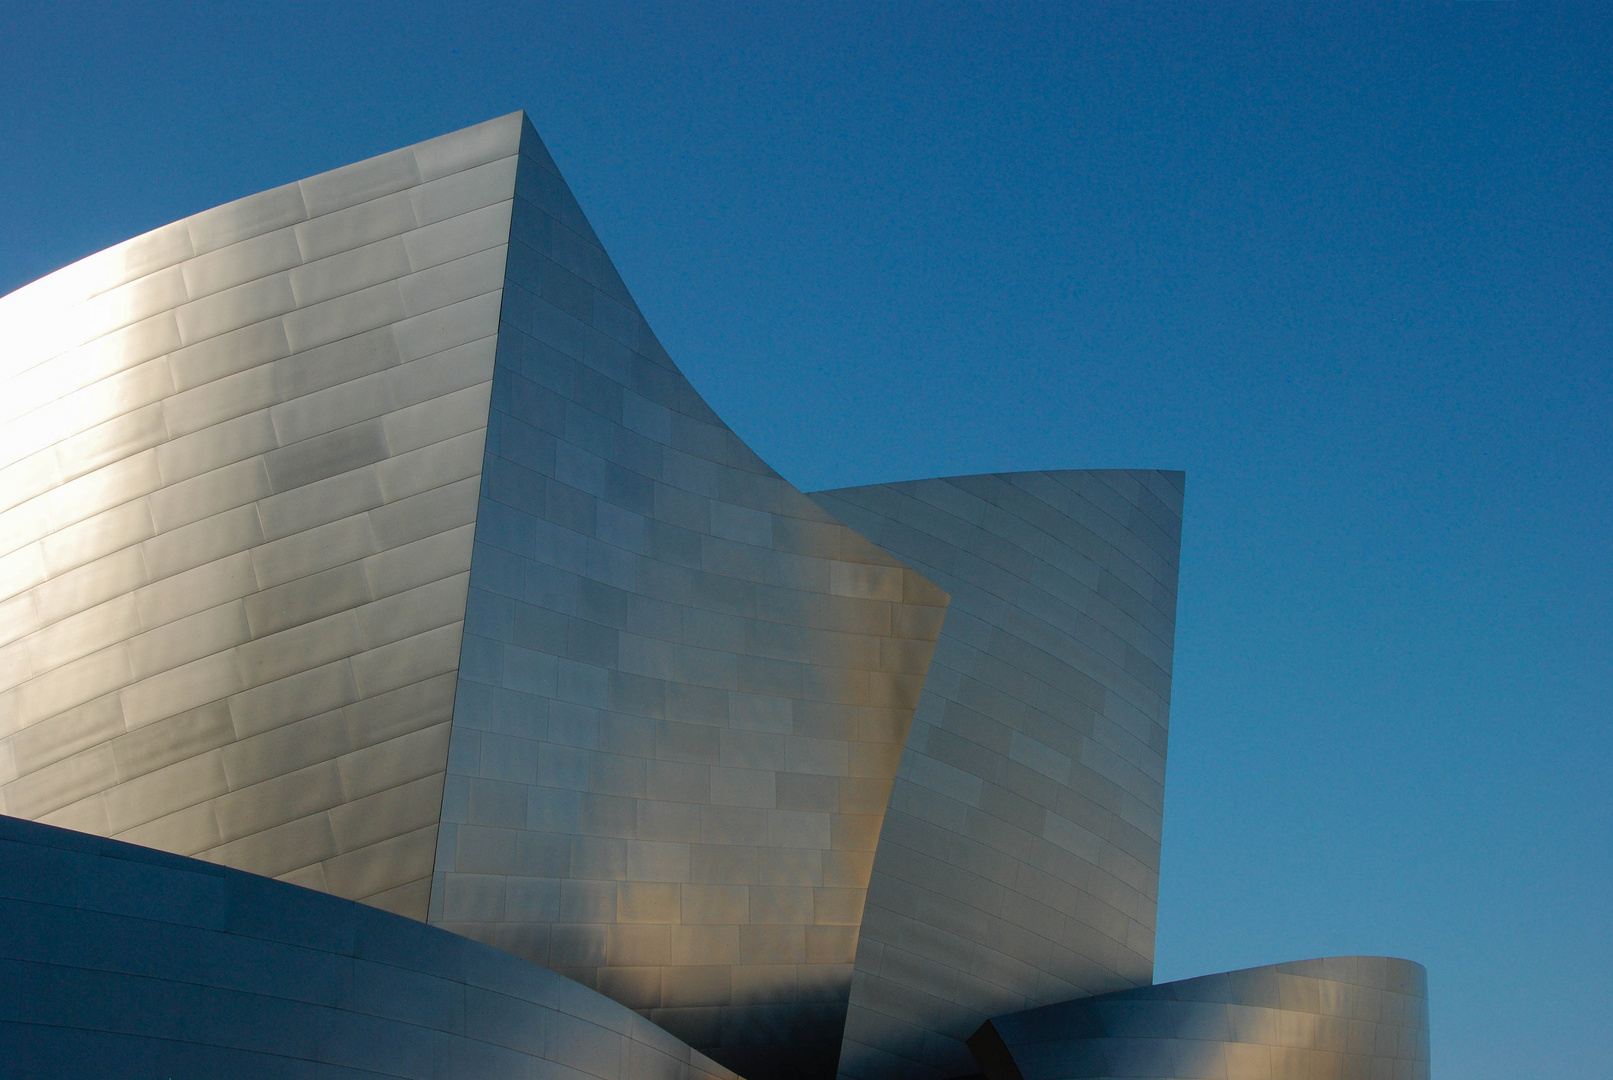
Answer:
0 112 953 1079
970 957 1430 1080
0 111 1428 1080
0 113 524 920
427 117 949 1080
808 473 1182 1080
0 812 743 1080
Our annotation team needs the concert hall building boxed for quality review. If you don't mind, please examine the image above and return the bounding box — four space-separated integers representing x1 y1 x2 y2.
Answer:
0 113 1428 1080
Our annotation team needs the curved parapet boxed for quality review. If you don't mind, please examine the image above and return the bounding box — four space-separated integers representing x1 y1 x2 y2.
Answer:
0 112 528 918
968 957 1430 1080
0 812 743 1079
432 116 948 1080
808 472 1184 1080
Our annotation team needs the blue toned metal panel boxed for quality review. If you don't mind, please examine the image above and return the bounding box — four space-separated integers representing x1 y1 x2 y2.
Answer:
0 813 743 1080
808 472 1183 1080
972 957 1431 1080
432 116 949 1080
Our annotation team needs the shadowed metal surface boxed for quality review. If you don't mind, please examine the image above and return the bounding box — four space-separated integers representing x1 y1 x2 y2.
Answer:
427 117 949 1080
808 472 1182 1080
0 113 527 919
970 957 1430 1080
0 812 744 1080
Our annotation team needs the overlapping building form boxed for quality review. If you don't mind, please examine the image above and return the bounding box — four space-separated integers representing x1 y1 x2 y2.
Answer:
0 112 1429 1080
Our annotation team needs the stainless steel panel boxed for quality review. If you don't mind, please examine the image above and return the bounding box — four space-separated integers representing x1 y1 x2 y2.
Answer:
810 471 1183 1080
155 408 277 486
166 319 290 393
174 272 297 347
404 199 513 270
388 336 499 410
248 513 376 589
281 278 408 354
0 113 1389 1080
975 958 1429 1080
266 368 399 447
0 116 523 919
270 324 399 402
412 113 526 183
162 364 280 438
38 499 153 578
181 226 303 300
186 182 308 255
300 146 421 218
426 115 949 1080
288 235 413 308
76 267 188 343
294 189 419 264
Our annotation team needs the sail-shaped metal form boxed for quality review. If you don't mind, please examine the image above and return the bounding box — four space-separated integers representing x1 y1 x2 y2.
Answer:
0 112 948 1080
809 472 1181 1080
0 113 1427 1080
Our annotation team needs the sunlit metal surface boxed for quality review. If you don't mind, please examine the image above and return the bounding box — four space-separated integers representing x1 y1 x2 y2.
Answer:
426 116 949 1080
0 112 952 1079
0 812 744 1080
808 473 1182 1080
0 113 524 918
0 111 1422 1080
969 957 1430 1080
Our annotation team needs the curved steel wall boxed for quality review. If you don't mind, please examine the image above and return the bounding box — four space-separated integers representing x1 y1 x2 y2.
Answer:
427 117 949 1080
0 113 528 920
1 111 1426 1080
0 114 952 1079
0 812 742 1080
808 472 1183 1080
970 958 1430 1080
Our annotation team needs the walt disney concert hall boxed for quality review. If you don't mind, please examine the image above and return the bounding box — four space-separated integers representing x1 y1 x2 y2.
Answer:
0 113 1429 1080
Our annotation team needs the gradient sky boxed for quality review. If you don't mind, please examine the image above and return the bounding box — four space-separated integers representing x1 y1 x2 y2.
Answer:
2 4 1608 1077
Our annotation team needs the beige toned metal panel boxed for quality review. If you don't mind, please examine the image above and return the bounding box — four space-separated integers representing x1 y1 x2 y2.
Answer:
973 957 1430 1080
808 471 1183 1080
428 116 948 1080
0 113 528 920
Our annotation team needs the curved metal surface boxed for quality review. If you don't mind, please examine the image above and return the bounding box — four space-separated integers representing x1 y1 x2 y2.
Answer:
808 472 1183 1080
0 112 528 919
0 110 1426 1080
427 116 949 1080
0 112 952 1080
970 957 1430 1080
0 812 743 1080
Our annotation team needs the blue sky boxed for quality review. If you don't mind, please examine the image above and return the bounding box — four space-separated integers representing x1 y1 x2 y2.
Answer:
2 3 1608 1076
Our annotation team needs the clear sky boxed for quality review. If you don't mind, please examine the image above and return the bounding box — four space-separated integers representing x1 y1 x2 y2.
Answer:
2 3 1608 1076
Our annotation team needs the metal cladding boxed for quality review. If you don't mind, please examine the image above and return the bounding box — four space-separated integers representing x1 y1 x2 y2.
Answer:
427 116 949 1080
968 958 1431 1080
0 111 949 1079
0 112 524 920
0 112 1430 1080
0 813 743 1080
808 474 1181 1080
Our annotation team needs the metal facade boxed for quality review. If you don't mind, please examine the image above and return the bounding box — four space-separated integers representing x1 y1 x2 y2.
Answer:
426 117 948 1080
0 112 952 1079
0 813 743 1080
970 958 1431 1080
0 112 1430 1080
0 113 526 921
809 473 1182 1080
